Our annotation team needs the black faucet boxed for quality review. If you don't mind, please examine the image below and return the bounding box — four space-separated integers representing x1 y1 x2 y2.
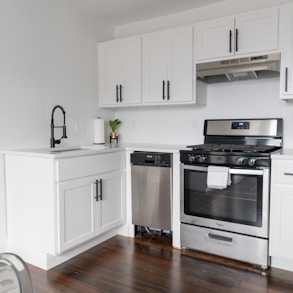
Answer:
50 105 67 148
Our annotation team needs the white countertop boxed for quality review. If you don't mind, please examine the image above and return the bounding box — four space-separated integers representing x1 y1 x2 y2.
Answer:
123 143 186 153
1 145 123 158
1 143 186 158
271 148 293 159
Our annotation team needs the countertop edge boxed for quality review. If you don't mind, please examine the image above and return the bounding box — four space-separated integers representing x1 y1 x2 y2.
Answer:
271 148 293 159
0 143 186 158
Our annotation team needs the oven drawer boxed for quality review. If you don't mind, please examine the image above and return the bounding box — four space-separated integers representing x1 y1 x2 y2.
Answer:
181 223 269 268
272 160 293 184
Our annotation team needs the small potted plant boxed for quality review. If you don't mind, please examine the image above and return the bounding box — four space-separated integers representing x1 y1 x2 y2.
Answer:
109 119 121 140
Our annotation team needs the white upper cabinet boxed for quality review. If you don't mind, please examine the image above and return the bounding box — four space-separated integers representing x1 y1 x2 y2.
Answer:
142 26 195 105
98 36 142 107
280 3 293 100
195 7 279 61
195 17 235 60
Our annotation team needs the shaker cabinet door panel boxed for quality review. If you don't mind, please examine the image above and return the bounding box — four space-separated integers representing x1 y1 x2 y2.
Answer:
195 17 234 60
270 183 293 260
235 7 279 55
195 7 279 61
99 36 142 107
98 41 123 106
142 26 194 104
280 4 293 99
169 26 194 103
57 176 97 253
98 170 125 234
142 32 169 103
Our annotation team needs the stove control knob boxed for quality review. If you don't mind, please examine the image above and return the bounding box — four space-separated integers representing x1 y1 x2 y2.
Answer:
198 156 207 163
188 155 196 163
237 157 247 165
248 158 257 166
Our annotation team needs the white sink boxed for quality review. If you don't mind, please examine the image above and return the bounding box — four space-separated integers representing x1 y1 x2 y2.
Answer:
49 147 82 153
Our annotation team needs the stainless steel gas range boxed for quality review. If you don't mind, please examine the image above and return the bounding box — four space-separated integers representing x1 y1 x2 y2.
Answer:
180 118 283 269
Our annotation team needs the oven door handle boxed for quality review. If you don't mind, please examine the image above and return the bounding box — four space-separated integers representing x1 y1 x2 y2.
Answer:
182 164 265 176
228 169 264 176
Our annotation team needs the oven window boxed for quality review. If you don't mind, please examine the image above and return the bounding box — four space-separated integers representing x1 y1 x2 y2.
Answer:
184 169 263 227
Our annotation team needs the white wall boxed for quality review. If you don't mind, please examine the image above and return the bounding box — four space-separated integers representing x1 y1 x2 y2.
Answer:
0 0 114 150
0 0 115 244
114 0 293 148
116 79 293 147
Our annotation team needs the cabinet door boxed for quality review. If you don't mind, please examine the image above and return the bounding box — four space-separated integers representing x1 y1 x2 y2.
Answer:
142 31 169 103
195 8 278 61
195 17 234 61
142 27 194 104
99 37 142 107
120 37 142 105
280 4 293 99
97 170 125 234
57 176 97 253
98 40 123 106
168 26 194 103
235 7 279 56
270 183 293 260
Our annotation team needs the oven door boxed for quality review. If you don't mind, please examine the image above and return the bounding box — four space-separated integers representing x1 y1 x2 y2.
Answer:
180 164 270 238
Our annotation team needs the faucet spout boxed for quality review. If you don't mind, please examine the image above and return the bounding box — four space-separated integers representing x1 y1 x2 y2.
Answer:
50 105 67 148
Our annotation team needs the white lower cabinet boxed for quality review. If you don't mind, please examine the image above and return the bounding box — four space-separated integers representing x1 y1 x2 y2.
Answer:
270 158 293 263
58 170 125 253
4 150 125 269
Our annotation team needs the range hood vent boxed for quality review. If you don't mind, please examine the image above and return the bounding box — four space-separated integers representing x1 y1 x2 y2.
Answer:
196 53 280 84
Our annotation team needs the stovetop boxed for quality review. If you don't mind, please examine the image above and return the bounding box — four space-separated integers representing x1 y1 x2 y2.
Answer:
186 144 280 154
180 144 281 168
180 118 283 168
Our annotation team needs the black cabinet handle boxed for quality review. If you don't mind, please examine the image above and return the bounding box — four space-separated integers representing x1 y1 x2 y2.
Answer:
162 80 165 100
284 172 293 176
285 67 289 92
94 179 99 201
167 80 170 100
94 179 103 201
119 85 122 102
229 30 232 53
116 85 119 103
99 179 103 200
235 28 239 52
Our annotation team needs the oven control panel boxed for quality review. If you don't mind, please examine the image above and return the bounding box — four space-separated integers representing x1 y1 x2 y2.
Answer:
181 152 270 168
188 155 207 164
231 121 250 129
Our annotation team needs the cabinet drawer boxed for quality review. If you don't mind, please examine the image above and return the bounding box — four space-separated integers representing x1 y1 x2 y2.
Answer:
272 160 293 184
56 151 125 182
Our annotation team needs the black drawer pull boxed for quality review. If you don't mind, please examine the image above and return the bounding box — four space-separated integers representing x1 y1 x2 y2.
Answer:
284 172 293 176
285 67 289 92
229 30 232 53
94 179 103 201
235 28 239 52
119 84 122 102
116 85 119 103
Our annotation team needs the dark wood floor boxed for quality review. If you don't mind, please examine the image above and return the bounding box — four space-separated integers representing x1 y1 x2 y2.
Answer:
28 234 293 293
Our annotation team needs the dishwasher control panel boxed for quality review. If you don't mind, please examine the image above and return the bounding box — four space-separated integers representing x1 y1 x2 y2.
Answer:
131 151 172 167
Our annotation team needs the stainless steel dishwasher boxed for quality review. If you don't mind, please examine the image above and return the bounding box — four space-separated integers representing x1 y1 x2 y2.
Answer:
131 151 172 232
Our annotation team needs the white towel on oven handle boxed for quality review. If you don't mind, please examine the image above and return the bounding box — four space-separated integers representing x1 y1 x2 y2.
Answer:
207 166 231 189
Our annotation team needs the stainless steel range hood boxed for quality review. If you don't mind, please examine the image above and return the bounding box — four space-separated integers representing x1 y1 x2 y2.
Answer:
196 53 280 83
